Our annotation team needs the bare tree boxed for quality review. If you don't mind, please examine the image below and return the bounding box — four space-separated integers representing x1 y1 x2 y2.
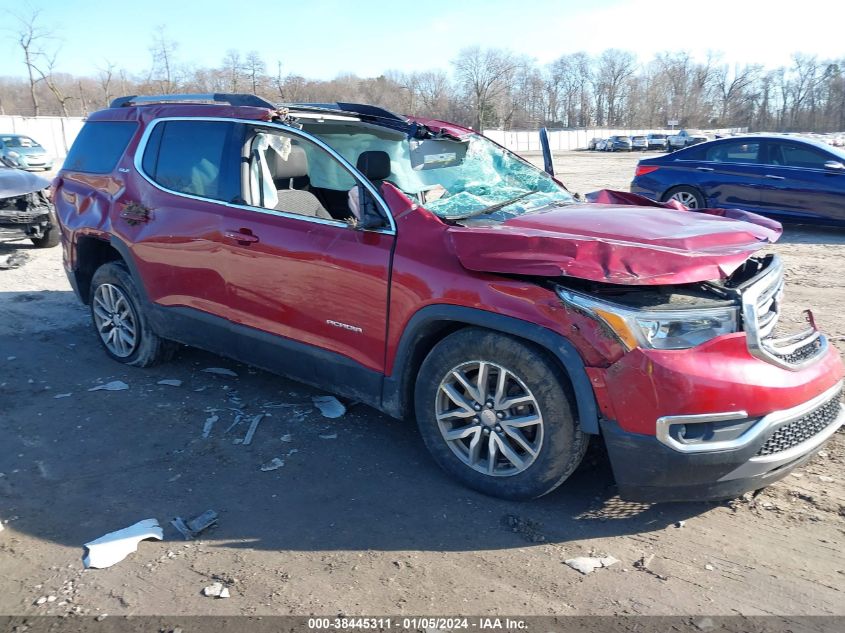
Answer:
243 51 266 94
97 61 116 106
9 9 52 116
222 49 243 93
149 28 178 93
453 46 520 130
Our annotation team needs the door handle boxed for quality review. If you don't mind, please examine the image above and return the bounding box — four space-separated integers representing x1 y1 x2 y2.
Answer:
764 174 785 180
696 167 714 171
223 229 260 245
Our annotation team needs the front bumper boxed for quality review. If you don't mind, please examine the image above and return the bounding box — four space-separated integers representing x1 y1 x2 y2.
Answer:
603 381 844 501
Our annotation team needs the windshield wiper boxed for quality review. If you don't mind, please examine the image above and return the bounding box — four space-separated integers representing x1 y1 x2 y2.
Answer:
449 191 535 220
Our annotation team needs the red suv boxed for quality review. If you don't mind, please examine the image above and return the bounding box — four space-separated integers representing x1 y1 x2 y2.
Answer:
54 94 844 501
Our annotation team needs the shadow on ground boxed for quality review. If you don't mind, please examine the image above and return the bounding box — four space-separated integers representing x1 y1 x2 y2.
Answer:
0 295 718 555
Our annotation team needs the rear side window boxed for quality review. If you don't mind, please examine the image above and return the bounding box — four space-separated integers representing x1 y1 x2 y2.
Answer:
63 121 137 173
704 141 760 164
141 120 241 203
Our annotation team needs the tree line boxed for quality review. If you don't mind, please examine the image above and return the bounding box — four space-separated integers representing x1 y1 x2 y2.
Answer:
2 10 844 133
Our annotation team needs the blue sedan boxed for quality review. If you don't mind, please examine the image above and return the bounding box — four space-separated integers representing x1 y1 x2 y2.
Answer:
630 135 845 225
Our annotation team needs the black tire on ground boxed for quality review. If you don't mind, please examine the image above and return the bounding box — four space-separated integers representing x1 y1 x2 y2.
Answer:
89 261 176 367
414 327 588 500
29 210 60 248
662 185 706 209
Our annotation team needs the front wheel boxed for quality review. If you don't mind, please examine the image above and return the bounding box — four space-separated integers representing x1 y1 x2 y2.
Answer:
414 328 587 500
663 185 705 209
89 262 176 367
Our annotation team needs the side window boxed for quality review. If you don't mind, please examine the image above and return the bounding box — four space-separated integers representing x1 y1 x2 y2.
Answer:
63 121 137 173
704 141 760 164
244 127 383 227
776 143 831 169
142 121 241 203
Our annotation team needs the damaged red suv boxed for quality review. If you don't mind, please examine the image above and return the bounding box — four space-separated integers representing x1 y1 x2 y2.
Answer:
54 94 844 501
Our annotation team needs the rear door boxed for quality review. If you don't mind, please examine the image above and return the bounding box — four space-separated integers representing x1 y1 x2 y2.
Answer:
124 119 243 318
758 140 845 222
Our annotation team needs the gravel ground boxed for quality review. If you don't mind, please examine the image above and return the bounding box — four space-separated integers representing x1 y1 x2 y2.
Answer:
0 152 843 619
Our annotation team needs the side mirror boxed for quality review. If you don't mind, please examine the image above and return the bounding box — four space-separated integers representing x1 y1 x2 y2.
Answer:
824 160 844 171
355 186 386 230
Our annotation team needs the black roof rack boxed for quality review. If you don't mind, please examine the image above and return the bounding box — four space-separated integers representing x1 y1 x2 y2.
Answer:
110 93 276 109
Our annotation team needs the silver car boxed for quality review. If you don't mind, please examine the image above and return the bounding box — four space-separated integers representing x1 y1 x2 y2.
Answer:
631 135 648 151
0 134 54 171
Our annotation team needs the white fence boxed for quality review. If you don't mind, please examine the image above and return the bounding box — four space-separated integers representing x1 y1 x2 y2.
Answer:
0 115 86 160
1 115 750 162
484 127 748 152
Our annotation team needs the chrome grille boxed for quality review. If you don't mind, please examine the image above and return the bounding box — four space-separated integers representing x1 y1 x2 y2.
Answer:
742 255 825 369
757 389 843 456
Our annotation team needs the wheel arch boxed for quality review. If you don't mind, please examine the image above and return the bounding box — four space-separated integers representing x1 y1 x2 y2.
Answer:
381 305 600 434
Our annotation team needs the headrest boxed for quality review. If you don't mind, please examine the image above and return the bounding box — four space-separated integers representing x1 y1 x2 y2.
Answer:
356 151 391 181
268 145 309 180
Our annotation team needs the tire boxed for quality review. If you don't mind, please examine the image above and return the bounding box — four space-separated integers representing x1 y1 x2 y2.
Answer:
29 210 60 248
414 327 587 500
663 185 705 209
89 261 176 367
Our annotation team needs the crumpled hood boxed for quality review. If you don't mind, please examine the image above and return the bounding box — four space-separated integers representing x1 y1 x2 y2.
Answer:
447 200 782 285
0 167 50 198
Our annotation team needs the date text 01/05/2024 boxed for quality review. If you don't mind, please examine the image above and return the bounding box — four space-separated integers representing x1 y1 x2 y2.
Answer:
307 617 528 630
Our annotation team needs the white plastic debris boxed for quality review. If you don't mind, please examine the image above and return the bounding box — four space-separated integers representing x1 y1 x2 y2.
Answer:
202 415 218 439
157 379 183 387
202 367 238 377
319 433 338 440
312 395 346 419
88 381 129 392
242 414 265 446
260 457 284 472
54 393 72 399
564 556 619 575
82 518 163 569
203 581 226 597
280 434 292 443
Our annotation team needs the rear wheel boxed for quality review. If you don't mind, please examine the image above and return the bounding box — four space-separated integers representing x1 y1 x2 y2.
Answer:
89 262 176 367
663 185 705 209
414 328 587 500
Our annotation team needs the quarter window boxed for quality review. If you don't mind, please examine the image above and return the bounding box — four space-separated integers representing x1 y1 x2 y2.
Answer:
141 121 241 203
64 121 137 174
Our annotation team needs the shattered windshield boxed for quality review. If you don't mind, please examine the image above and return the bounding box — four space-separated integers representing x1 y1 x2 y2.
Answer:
302 122 574 221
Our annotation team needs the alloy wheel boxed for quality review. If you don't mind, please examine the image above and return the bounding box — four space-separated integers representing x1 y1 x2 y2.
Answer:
435 361 544 477
670 191 700 208
92 283 138 357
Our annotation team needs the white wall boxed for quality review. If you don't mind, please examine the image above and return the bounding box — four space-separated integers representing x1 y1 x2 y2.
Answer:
484 127 748 152
0 115 86 160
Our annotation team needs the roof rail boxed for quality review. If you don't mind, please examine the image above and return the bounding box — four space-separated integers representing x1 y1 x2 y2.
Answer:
110 93 276 109
286 102 407 123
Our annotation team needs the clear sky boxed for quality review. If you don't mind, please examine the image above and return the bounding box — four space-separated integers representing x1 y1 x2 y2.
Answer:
1 0 843 80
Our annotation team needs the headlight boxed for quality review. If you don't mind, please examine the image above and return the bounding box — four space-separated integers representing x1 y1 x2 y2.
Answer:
7 151 20 158
557 288 739 350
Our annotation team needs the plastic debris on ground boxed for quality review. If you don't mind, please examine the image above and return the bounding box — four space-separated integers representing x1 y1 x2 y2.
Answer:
280 434 292 442
53 393 72 399
564 555 620 575
82 518 163 569
88 380 129 392
202 415 218 439
157 379 182 387
202 581 230 598
241 414 265 446
171 510 218 540
312 395 345 418
202 367 238 377
319 433 338 440
260 457 285 472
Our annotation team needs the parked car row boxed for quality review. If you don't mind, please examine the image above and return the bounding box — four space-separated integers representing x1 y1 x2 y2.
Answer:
588 133 669 152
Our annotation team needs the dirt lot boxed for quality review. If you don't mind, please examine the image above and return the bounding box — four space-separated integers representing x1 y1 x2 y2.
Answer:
1 151 843 619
